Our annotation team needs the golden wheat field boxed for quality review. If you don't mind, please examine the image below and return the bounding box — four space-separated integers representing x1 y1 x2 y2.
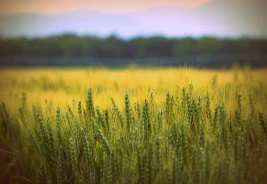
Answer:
0 67 267 184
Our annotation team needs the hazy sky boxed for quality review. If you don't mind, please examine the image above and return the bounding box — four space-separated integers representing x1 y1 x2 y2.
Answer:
0 0 211 14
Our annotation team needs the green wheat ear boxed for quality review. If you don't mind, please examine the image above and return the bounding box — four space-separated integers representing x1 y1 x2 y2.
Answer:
104 110 110 131
78 101 82 116
86 88 95 118
56 107 61 142
205 92 212 122
111 98 124 128
94 123 111 156
235 94 242 126
258 112 266 136
69 137 78 172
165 92 172 124
96 107 108 134
142 99 150 141
124 94 131 132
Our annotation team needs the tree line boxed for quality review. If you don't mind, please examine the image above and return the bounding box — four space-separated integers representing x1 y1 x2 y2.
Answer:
1 34 267 58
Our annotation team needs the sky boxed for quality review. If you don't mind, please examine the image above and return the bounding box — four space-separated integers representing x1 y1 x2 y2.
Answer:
0 0 211 14
0 0 266 38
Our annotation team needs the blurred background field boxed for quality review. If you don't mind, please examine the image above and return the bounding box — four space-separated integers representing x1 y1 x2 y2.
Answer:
1 67 266 112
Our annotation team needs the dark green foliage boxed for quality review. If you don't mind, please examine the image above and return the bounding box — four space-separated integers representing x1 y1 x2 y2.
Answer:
1 35 266 59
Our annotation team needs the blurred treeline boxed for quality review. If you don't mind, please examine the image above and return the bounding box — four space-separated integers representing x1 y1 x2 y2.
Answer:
1 34 267 58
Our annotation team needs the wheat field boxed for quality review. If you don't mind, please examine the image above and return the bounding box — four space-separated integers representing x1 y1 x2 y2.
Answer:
0 67 267 184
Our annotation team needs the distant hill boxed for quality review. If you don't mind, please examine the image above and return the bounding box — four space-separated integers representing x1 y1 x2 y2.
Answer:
0 0 266 38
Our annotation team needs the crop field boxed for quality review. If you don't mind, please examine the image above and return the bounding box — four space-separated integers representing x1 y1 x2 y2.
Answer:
0 67 267 184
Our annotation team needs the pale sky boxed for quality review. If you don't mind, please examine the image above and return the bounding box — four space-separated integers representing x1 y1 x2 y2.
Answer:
0 0 211 14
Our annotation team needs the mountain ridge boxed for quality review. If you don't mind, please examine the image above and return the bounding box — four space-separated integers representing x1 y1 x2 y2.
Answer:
1 0 266 38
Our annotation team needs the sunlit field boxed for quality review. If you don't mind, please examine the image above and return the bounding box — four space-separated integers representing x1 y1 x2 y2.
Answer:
1 67 267 183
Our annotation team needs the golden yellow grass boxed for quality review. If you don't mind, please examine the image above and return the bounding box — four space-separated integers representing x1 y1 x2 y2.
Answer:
0 67 266 111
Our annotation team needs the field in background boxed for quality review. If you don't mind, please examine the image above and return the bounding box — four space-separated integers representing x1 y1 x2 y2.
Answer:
0 67 267 183
1 67 266 110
